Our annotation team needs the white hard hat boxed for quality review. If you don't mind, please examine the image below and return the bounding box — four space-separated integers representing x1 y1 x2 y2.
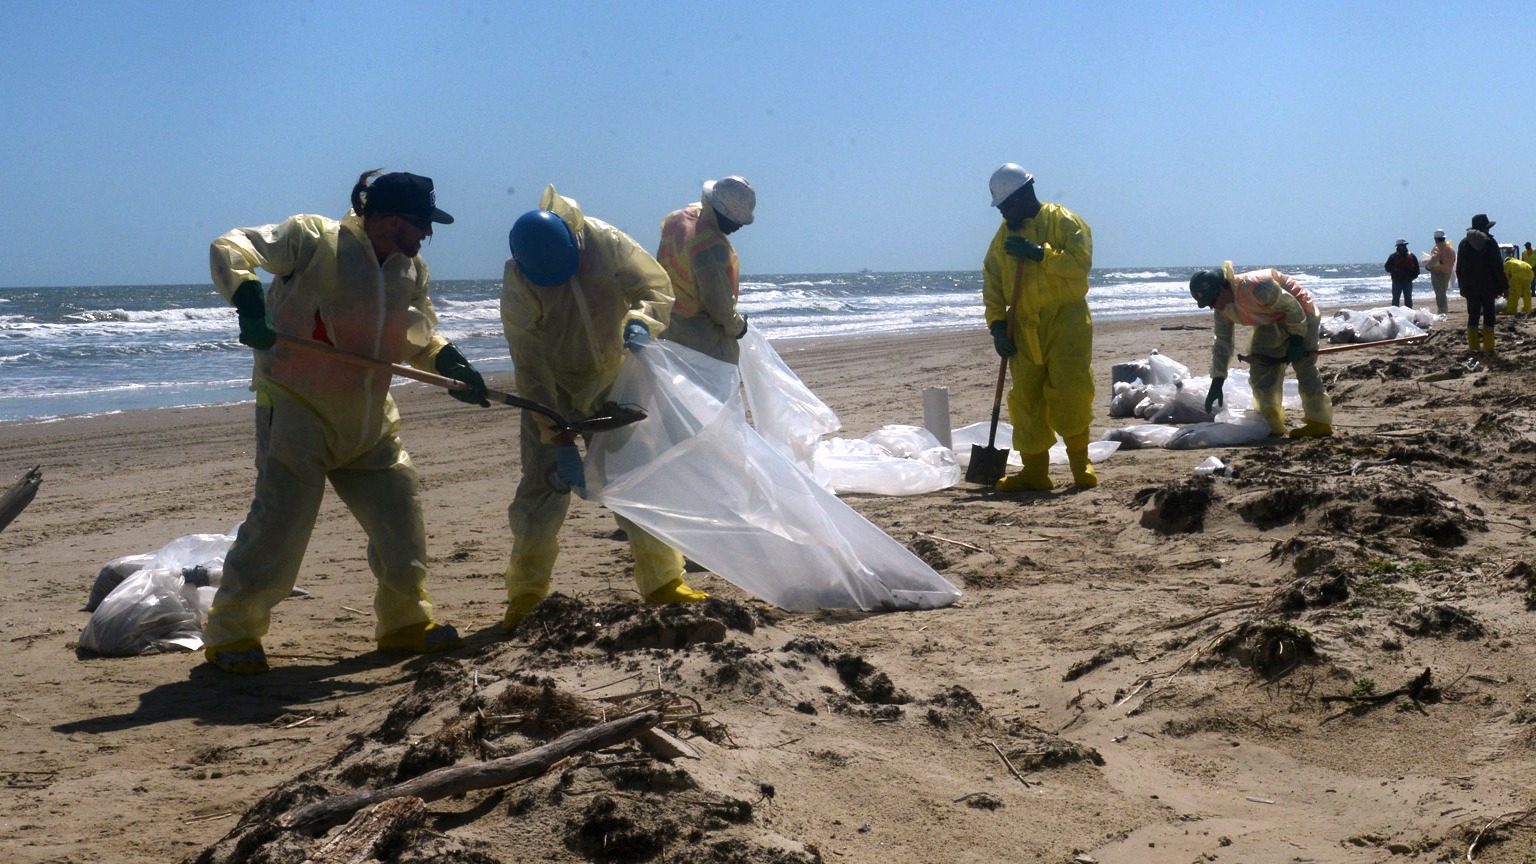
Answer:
704 176 755 225
989 163 1034 208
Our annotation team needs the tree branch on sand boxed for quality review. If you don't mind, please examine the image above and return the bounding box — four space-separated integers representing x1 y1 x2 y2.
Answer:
0 466 41 534
281 710 662 830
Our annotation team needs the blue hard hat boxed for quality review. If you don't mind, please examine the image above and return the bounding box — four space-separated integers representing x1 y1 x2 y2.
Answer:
510 210 578 286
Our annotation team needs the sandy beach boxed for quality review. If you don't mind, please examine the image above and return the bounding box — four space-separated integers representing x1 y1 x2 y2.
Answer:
5 304 1536 864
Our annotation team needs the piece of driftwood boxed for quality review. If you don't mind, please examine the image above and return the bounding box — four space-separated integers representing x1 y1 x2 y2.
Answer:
301 796 426 864
0 467 41 534
282 710 662 829
636 726 699 760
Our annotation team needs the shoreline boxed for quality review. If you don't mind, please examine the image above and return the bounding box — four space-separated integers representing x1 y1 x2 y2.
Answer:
0 311 1220 428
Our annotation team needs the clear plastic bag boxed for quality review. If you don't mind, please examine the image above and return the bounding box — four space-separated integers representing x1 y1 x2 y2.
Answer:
78 568 207 656
586 341 960 612
77 529 235 655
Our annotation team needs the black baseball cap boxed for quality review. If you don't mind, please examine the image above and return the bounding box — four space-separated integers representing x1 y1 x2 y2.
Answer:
366 172 454 224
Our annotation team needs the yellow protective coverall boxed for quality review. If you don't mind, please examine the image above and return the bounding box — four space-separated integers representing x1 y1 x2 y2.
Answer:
500 186 684 605
1503 256 1533 314
206 211 451 651
656 199 747 363
1210 262 1333 435
982 202 1095 456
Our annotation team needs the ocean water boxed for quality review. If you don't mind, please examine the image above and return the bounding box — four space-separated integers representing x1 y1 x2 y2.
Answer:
0 263 1402 424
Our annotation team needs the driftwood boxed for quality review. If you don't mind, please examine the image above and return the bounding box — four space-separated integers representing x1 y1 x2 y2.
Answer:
0 467 41 534
282 710 662 829
301 796 426 864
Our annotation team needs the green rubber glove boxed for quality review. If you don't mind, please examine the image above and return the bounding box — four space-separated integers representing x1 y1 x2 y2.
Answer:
231 280 275 351
1004 236 1045 261
434 343 490 407
1284 335 1308 364
989 320 1016 358
1205 377 1225 414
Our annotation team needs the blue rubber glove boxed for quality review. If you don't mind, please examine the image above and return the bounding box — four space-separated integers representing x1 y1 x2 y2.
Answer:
231 280 276 351
623 320 650 351
989 320 1016 358
1284 335 1308 364
554 444 585 492
1205 377 1225 414
434 343 490 407
1003 236 1045 262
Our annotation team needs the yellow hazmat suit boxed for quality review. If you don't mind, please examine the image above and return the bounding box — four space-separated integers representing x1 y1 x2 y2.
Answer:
1503 256 1533 314
982 202 1095 465
500 186 685 612
206 211 453 656
656 199 747 363
1210 262 1333 435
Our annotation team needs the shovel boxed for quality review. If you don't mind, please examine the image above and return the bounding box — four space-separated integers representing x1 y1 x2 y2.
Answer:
1238 332 1434 366
965 354 1011 486
275 334 646 435
965 258 1027 487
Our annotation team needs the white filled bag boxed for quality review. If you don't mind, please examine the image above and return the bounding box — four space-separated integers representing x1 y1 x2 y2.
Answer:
586 341 961 612
78 530 234 655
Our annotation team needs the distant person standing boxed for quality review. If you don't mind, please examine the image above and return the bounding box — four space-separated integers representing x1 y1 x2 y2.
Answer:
1426 229 1456 314
1384 238 1419 308
1456 214 1509 353
1504 250 1534 315
982 164 1098 491
656 176 755 363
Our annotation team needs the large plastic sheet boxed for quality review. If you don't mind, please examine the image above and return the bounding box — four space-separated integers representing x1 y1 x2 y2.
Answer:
739 330 960 495
585 341 961 612
739 329 840 471
811 426 960 495
950 422 1120 468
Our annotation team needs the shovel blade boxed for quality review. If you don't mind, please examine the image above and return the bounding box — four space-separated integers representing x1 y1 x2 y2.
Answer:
568 401 648 434
965 444 1010 487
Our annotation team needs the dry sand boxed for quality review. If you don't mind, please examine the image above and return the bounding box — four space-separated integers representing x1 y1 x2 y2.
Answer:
4 305 1536 864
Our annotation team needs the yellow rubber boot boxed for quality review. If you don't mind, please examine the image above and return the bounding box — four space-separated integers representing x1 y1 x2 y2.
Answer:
1064 433 1098 488
205 639 269 675
996 451 1052 492
1468 329 1480 351
378 621 463 654
1288 421 1334 438
644 577 709 605
501 592 545 631
1483 330 1497 355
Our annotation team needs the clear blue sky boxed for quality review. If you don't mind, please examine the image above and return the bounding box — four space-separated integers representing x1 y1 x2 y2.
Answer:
3 1 1533 288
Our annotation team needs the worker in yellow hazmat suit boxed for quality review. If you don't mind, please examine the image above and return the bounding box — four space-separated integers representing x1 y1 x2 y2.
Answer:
205 170 485 674
1503 253 1533 315
657 176 754 363
499 185 706 629
1190 262 1333 438
982 164 1097 491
